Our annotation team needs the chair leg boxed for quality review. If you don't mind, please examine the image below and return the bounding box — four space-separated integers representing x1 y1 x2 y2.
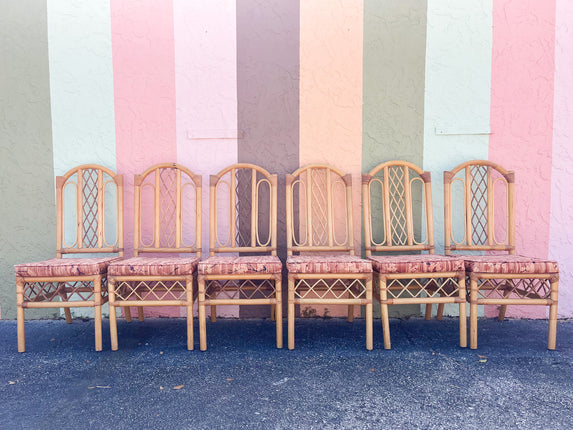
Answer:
548 276 558 350
436 303 445 321
94 277 103 352
109 279 119 351
271 304 276 321
124 307 133 322
137 306 145 322
288 277 295 350
210 305 217 323
380 278 391 350
498 281 512 321
198 278 207 351
459 276 467 348
275 277 283 349
424 304 433 320
470 277 479 349
366 276 373 351
58 282 73 324
16 279 25 353
186 277 194 351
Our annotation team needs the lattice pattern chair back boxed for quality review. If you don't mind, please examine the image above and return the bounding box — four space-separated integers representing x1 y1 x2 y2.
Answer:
210 163 277 255
134 163 202 256
58 165 124 256
363 161 433 255
444 160 515 255
286 164 354 255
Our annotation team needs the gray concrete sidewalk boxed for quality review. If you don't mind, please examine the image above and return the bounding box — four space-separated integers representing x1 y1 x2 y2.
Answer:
0 317 572 429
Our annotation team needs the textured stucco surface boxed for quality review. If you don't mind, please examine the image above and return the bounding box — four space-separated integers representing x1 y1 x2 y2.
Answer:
0 1 56 319
362 0 427 171
48 0 116 174
489 0 555 318
237 0 299 318
423 0 492 316
175 0 239 318
550 0 573 317
362 0 427 318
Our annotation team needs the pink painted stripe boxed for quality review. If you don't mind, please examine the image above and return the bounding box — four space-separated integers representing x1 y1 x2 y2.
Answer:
550 0 573 318
489 0 556 318
111 0 178 317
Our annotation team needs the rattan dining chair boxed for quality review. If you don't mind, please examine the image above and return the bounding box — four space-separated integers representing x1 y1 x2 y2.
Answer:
444 160 559 349
286 164 373 350
15 164 124 352
197 163 282 350
362 161 467 349
107 163 202 350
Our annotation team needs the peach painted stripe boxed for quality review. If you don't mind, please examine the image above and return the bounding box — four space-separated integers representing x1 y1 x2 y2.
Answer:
111 1 178 317
550 0 573 318
174 0 238 318
299 0 363 317
489 0 556 318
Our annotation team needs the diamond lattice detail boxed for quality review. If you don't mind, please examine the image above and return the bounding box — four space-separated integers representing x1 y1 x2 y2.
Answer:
205 279 276 300
470 166 488 246
294 278 366 300
476 278 551 300
159 169 177 248
386 278 460 299
388 167 408 245
23 279 107 303
115 280 188 301
82 169 100 247
310 169 329 246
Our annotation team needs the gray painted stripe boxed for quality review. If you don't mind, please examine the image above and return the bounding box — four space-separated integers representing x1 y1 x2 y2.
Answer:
362 0 428 317
237 0 300 318
0 1 56 319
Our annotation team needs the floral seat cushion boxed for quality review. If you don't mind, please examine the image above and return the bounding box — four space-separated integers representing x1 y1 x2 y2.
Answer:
198 255 282 276
368 254 464 274
286 255 372 274
15 257 120 278
108 257 199 277
462 255 559 274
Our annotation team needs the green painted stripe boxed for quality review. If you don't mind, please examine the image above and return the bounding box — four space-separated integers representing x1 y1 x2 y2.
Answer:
0 1 56 319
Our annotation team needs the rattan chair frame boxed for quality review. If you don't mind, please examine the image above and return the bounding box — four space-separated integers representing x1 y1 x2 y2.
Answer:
363 160 466 349
15 164 124 352
197 163 282 350
444 159 558 349
108 163 202 350
286 164 373 350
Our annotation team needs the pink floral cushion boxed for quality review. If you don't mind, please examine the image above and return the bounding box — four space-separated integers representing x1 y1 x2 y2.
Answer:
15 257 120 278
286 255 372 274
369 254 464 274
198 256 282 276
463 255 559 274
108 257 199 276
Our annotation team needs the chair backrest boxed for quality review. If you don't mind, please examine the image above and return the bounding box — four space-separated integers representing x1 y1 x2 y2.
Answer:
57 164 124 258
286 164 354 256
444 160 515 255
362 161 434 257
209 163 277 256
134 163 202 257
